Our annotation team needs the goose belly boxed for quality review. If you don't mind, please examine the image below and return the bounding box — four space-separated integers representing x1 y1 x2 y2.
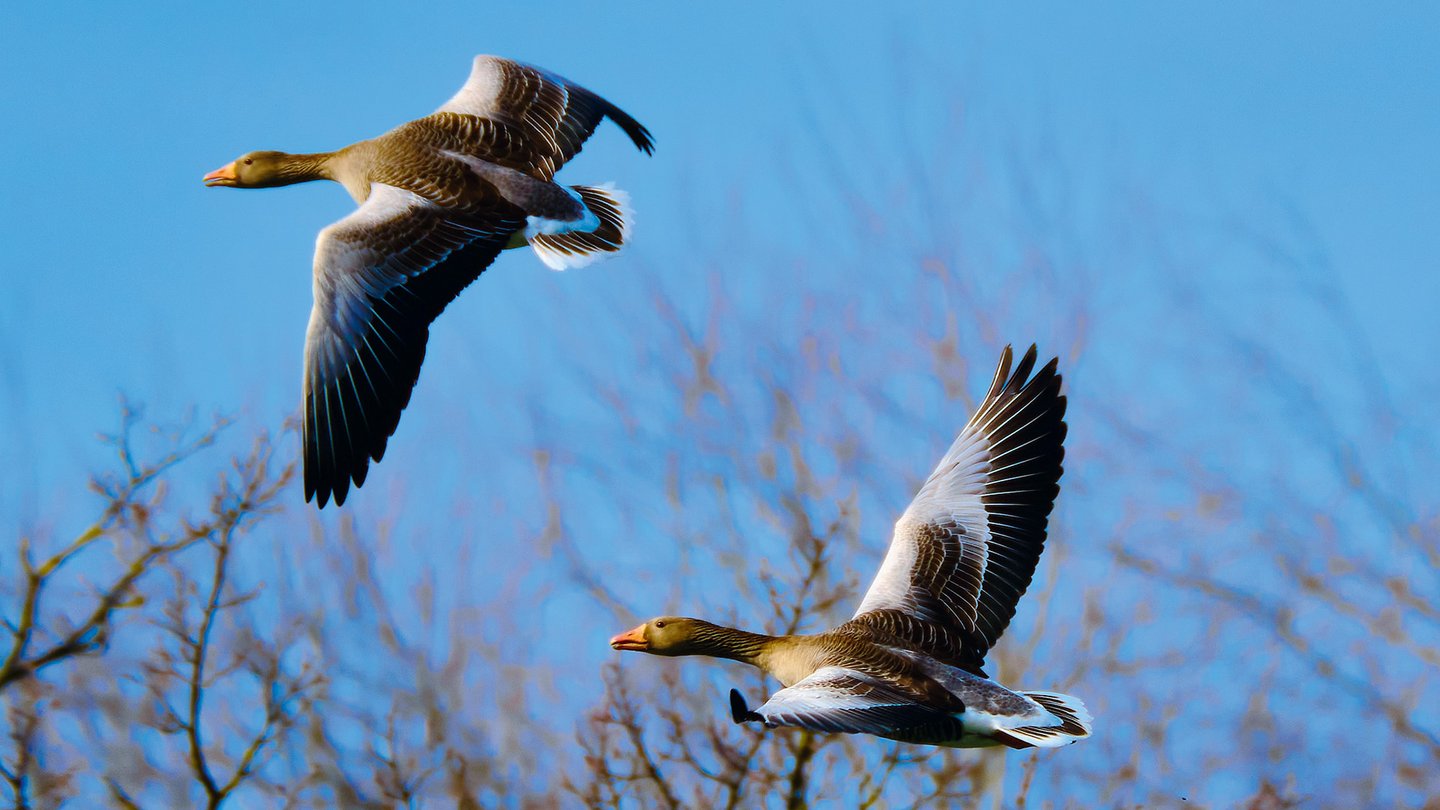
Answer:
880 704 1041 749
881 721 1006 749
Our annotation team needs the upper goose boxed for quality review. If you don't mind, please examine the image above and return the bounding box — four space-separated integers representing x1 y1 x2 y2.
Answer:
611 346 1091 749
204 55 653 507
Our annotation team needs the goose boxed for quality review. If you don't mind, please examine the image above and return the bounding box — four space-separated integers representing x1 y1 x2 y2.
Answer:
611 346 1091 749
203 55 653 507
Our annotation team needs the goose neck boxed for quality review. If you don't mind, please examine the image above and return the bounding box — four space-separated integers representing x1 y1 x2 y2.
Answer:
687 624 775 667
273 152 336 185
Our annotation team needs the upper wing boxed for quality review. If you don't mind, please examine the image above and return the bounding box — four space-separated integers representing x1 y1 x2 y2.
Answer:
302 184 523 507
845 346 1068 671
437 55 653 180
747 667 952 735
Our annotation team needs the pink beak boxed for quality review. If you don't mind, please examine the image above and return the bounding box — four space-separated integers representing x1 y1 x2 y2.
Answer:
203 163 238 186
609 625 648 651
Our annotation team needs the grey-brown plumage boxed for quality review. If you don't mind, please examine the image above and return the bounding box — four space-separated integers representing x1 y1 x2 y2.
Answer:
203 56 653 507
611 346 1092 749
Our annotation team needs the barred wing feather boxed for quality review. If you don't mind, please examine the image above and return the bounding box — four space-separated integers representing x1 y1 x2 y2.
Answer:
438 55 653 180
847 346 1067 671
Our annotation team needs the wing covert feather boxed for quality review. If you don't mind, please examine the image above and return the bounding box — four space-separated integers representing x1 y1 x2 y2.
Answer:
437 55 653 179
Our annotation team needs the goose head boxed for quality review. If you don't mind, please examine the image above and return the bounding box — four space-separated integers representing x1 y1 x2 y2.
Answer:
610 617 715 656
203 151 313 188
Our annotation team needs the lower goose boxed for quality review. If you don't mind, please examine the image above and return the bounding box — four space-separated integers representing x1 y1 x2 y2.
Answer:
611 346 1091 749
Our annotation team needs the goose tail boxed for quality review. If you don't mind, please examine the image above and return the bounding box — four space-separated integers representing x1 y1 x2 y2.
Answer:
528 183 633 271
992 691 1093 749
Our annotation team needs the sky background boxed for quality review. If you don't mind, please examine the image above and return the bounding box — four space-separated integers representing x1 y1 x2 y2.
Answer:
2 2 1438 806
2 2 1437 499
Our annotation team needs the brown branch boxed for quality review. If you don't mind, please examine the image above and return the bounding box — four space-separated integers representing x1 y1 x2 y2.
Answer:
93 427 305 809
174 546 313 809
105 778 142 810
1 411 235 691
855 744 906 809
1 694 39 809
783 731 817 810
611 676 682 810
717 725 766 810
186 528 232 807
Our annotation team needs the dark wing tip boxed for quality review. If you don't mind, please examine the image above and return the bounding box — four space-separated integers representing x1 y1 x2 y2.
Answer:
994 343 1064 399
967 342 1069 647
331 477 350 507
602 101 655 155
303 385 371 510
983 345 1014 402
1009 345 1039 392
304 458 318 504
1041 355 1061 381
306 453 368 509
303 392 325 507
507 57 655 155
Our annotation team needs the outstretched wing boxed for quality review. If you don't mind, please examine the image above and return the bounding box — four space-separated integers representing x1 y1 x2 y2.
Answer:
745 667 953 736
302 184 523 507
437 55 653 180
844 346 1067 672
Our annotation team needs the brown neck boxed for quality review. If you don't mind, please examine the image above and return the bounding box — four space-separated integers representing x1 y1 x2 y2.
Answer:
683 622 776 667
266 152 336 186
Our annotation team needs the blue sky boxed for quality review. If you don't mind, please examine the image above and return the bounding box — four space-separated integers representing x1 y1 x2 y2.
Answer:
2 2 1438 805
2 3 1437 506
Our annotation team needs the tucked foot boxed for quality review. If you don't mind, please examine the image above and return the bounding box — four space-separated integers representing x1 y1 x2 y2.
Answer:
729 689 762 725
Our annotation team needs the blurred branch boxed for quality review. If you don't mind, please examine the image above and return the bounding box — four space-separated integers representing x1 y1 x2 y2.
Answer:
783 731 817 810
153 526 315 809
1 687 39 809
179 525 314 809
186 528 235 803
1115 547 1440 756
0 406 267 690
105 778 142 810
111 424 311 809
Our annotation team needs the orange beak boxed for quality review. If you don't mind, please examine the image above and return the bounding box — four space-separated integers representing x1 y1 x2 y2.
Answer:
203 162 238 187
609 624 648 651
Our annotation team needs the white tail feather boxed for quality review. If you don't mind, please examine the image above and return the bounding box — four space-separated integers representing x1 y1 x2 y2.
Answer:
995 692 1093 749
529 183 633 271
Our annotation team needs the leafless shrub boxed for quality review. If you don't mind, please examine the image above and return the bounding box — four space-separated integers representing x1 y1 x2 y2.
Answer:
1 407 298 807
132 500 316 809
2 405 236 691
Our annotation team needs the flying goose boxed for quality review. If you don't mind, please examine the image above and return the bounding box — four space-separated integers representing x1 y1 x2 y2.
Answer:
611 346 1091 749
203 55 653 507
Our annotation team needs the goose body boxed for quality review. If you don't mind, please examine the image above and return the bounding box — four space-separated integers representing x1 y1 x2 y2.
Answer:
204 56 653 507
612 346 1092 749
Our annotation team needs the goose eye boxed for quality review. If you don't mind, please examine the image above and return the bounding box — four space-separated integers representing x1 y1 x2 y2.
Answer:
243 158 253 165
655 620 666 629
